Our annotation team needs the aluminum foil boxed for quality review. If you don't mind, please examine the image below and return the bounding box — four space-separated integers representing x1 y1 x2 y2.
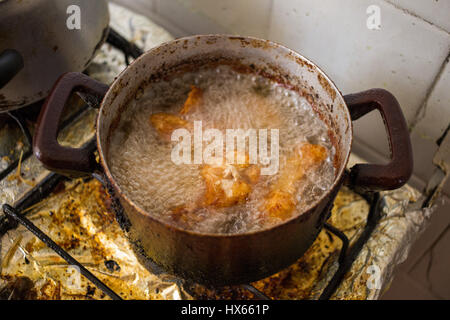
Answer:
0 179 192 300
331 184 429 299
187 180 428 300
0 174 427 300
0 3 431 300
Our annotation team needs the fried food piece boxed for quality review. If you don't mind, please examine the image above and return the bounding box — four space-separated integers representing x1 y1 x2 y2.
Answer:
262 143 327 220
170 158 258 228
200 150 263 208
149 112 189 137
201 163 252 207
272 143 327 193
180 85 203 115
150 86 202 139
172 152 260 224
262 190 296 220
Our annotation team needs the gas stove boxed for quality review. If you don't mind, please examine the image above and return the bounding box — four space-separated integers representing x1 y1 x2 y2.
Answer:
0 3 436 300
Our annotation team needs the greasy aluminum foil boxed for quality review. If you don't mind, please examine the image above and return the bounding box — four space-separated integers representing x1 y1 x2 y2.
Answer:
0 175 426 300
0 3 431 300
1 179 191 300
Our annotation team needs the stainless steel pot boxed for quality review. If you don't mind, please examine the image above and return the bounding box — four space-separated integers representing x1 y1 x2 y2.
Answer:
0 0 110 112
33 35 413 285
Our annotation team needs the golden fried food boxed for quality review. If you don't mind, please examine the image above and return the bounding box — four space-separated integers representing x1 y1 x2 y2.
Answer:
170 152 260 226
201 163 251 207
262 143 327 220
200 149 263 208
170 160 256 229
149 112 189 137
180 85 203 115
150 86 202 139
262 190 296 220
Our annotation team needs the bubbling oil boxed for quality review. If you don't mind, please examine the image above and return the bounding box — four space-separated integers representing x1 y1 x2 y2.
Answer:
109 65 335 234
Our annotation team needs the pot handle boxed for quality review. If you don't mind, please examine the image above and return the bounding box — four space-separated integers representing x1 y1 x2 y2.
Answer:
344 88 413 191
33 72 108 176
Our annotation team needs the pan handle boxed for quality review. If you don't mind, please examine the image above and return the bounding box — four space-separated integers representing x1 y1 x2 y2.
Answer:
344 88 413 191
33 72 108 176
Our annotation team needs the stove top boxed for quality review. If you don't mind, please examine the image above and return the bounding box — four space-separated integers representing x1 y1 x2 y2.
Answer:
0 2 429 300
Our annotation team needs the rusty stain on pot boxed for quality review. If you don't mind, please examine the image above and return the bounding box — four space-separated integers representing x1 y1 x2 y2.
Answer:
227 36 277 51
228 36 251 47
205 38 217 45
318 73 336 101
284 51 316 72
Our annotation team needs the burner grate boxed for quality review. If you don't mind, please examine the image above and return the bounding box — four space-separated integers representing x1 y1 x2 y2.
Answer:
1 171 382 300
106 28 143 66
3 204 122 301
319 192 381 300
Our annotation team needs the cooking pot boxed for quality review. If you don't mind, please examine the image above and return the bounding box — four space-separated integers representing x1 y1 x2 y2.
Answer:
33 35 413 285
0 0 110 111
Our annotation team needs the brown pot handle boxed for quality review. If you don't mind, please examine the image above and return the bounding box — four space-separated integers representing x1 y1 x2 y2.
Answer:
344 88 413 191
33 72 108 176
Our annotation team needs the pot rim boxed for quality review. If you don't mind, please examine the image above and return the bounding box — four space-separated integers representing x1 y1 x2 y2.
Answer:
96 34 353 238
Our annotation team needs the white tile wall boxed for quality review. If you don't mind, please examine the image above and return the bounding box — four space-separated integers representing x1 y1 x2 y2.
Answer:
171 0 273 38
108 0 186 37
110 0 156 17
116 0 273 38
410 58 450 193
412 59 450 141
386 0 450 33
109 0 450 191
268 0 450 170
155 0 228 36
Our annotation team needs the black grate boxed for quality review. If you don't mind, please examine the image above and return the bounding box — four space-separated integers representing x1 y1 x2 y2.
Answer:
1 165 382 300
3 204 122 300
